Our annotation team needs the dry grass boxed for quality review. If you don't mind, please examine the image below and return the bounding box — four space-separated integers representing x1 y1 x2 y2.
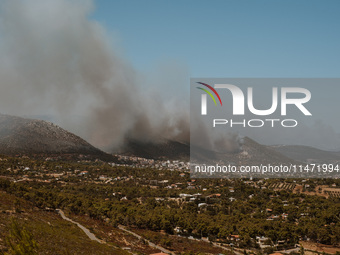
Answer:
301 241 340 255
0 191 129 255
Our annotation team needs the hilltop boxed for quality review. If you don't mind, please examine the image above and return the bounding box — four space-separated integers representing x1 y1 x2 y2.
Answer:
0 113 104 156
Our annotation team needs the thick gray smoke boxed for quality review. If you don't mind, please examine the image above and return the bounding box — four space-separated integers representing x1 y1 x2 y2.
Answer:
0 0 189 151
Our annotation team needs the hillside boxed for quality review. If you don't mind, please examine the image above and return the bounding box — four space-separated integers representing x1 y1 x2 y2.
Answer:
271 144 340 163
190 136 298 167
117 136 297 167
117 138 191 160
0 191 129 255
0 154 339 253
0 113 104 156
235 137 298 165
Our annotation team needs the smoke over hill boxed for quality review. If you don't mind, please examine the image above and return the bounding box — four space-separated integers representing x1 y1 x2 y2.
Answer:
0 0 189 151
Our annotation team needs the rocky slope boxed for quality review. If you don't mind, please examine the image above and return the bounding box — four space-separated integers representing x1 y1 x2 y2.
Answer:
0 113 104 155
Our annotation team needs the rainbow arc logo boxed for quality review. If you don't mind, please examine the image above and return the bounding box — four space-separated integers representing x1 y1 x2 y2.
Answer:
196 82 222 106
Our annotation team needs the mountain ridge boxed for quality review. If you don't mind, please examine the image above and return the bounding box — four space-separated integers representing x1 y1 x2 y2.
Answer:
270 144 340 163
116 136 299 165
0 113 105 156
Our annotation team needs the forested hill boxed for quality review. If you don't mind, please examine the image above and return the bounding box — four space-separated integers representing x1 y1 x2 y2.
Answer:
0 113 104 156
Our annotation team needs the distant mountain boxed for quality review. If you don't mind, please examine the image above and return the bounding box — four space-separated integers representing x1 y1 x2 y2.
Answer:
270 144 340 163
200 136 298 165
233 137 298 165
116 136 297 166
0 113 104 156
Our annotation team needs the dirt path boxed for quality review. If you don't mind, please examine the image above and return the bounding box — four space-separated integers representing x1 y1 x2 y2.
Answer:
57 210 172 254
301 241 340 254
118 225 175 255
56 209 105 244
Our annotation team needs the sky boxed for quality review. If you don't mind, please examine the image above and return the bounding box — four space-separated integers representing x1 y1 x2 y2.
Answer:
0 0 339 151
90 0 340 150
92 0 340 78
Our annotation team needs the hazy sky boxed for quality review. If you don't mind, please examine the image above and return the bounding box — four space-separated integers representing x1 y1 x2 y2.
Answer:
91 1 340 150
0 0 339 150
92 0 340 78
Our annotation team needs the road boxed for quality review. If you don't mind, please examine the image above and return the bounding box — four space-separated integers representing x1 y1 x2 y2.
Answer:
278 247 300 254
56 209 173 254
56 209 105 244
209 241 243 255
56 209 242 255
186 235 241 255
118 225 175 255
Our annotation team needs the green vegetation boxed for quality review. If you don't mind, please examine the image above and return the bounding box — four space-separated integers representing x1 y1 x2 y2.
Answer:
0 154 339 254
4 219 38 255
0 192 129 255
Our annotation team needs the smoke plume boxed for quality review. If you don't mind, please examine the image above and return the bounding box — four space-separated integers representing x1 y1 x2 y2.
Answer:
0 0 189 151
